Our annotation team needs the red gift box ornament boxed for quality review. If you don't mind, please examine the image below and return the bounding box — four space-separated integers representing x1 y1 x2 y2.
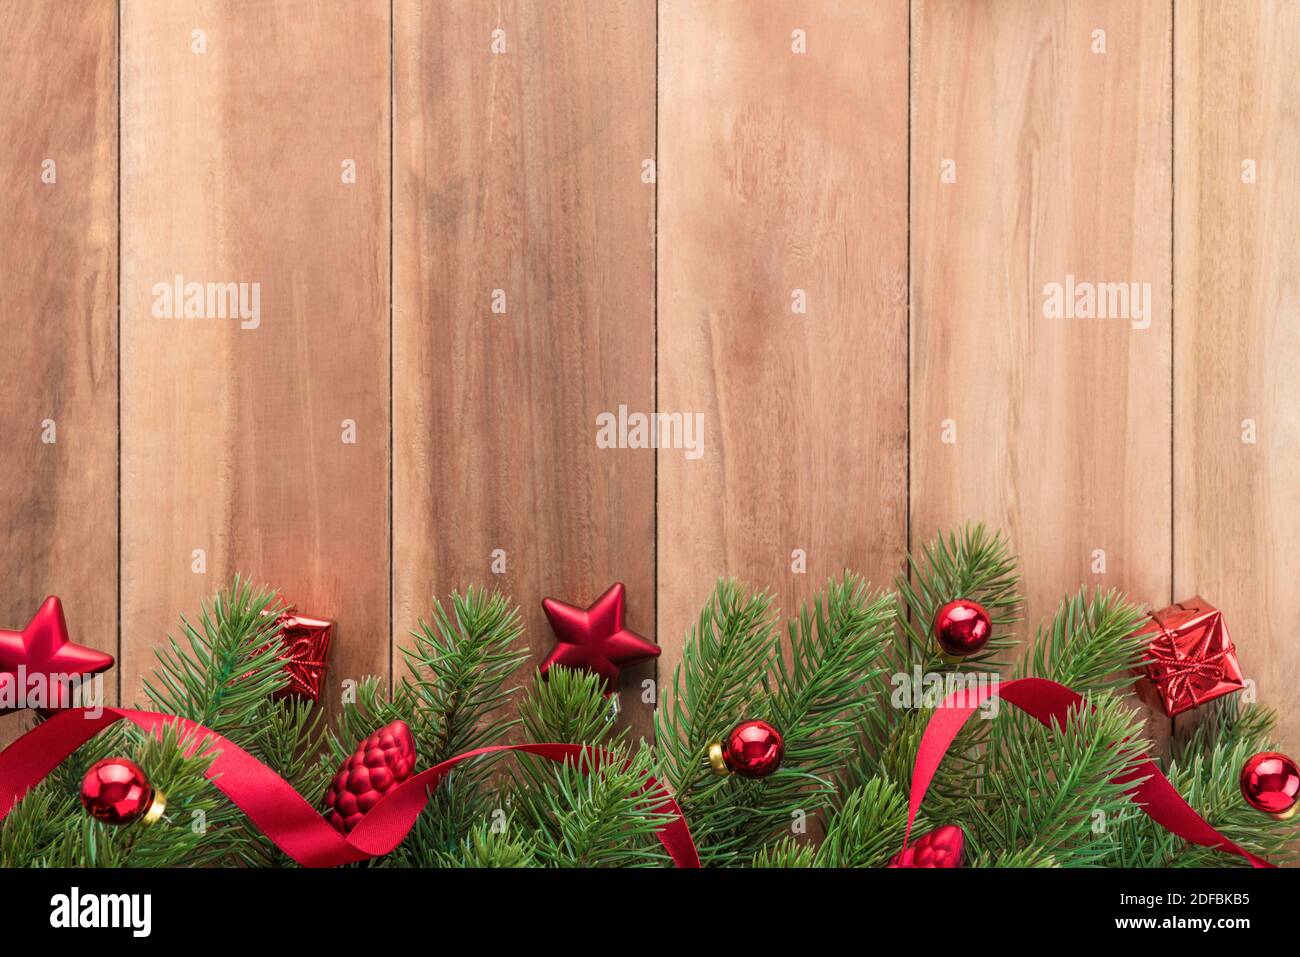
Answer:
261 609 333 703
1136 597 1244 717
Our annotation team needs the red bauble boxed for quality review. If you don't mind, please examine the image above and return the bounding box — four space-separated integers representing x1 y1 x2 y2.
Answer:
933 598 992 657
80 757 163 826
323 720 417 833
1240 751 1300 816
888 824 964 867
540 583 660 689
721 719 784 778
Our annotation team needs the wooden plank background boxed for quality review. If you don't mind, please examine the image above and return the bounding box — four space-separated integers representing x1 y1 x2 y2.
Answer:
657 0 909 688
910 0 1174 743
0 0 1295 767
393 0 657 740
1173 0 1300 751
120 0 391 715
0 0 118 745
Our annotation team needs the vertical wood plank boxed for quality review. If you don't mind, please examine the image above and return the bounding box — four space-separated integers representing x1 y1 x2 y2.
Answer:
121 1 391 712
1174 0 1300 754
910 0 1172 737
657 1 909 676
393 1 657 738
0 0 117 741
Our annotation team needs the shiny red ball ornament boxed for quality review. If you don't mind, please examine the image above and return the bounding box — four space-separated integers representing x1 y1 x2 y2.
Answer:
888 824 965 868
80 757 164 826
933 598 992 658
1239 751 1300 817
323 720 417 833
710 719 784 778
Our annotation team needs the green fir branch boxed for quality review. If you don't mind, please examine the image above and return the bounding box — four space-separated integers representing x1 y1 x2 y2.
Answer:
750 837 816 868
1102 697 1300 867
893 524 1022 673
846 525 1021 805
437 821 538 868
971 695 1148 865
401 587 528 762
815 776 915 868
658 576 895 865
142 576 289 742
655 581 778 831
1017 587 1149 693
518 665 622 747
512 744 672 867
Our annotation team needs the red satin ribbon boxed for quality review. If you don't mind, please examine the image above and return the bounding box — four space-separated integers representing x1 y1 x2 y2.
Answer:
902 676 1272 867
0 707 701 868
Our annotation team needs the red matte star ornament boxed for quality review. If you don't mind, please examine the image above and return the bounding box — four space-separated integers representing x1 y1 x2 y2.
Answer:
540 583 659 689
0 597 115 714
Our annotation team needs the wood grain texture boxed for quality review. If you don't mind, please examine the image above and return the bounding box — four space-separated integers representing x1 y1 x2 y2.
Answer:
0 0 117 743
910 0 1173 741
1174 0 1300 754
393 1 657 738
120 0 390 711
3 0 1295 780
656 0 909 678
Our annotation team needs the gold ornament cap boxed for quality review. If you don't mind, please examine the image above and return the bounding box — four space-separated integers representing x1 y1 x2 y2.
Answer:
142 790 167 825
708 742 731 776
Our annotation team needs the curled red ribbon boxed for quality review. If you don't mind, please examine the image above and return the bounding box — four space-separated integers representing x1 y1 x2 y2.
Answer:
902 676 1272 867
0 707 701 868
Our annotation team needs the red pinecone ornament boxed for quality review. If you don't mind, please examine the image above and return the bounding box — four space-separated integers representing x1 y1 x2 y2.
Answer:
888 824 965 868
323 720 417 833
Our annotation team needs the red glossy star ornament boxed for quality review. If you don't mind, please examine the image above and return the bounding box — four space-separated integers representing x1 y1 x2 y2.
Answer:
540 583 659 689
0 597 115 714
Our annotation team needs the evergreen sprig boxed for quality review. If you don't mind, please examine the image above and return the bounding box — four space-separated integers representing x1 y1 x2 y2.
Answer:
374 587 530 865
2 535 1291 870
657 575 895 864
1017 587 1149 692
511 743 672 867
1103 697 1300 867
142 576 289 740
814 777 914 867
438 822 537 868
893 524 1022 673
846 525 1022 808
23 726 231 868
401 588 527 763
655 581 778 822
970 695 1148 864
750 837 815 868
508 666 663 865
518 665 621 747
